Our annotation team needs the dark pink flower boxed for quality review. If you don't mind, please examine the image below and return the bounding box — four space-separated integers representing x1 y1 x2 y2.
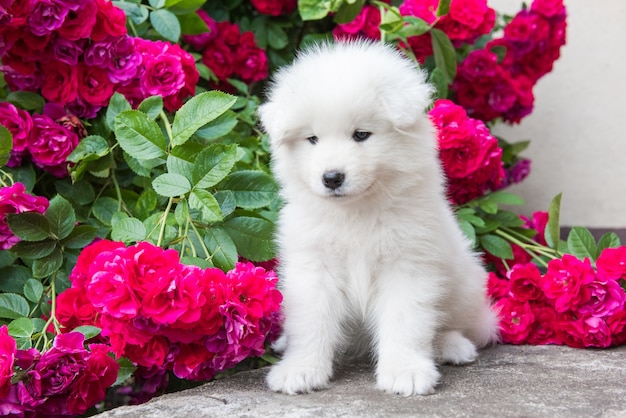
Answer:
607 311 626 346
91 0 127 41
508 263 544 302
487 271 509 299
530 0 566 19
28 0 70 36
250 0 296 16
539 255 595 313
0 102 33 167
578 280 625 318
234 32 268 83
57 0 97 40
521 211 549 246
69 239 126 288
76 62 114 107
596 246 626 281
526 303 560 345
0 183 49 250
40 61 78 105
333 5 381 41
0 325 16 398
182 10 218 51
29 114 80 177
495 297 535 344
56 288 99 332
559 315 611 348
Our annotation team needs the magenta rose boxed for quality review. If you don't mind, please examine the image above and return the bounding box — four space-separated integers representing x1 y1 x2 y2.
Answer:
41 61 78 105
202 39 236 81
560 315 611 348
530 0 566 19
333 4 381 41
508 263 544 302
487 271 510 299
526 304 561 345
140 48 185 97
29 114 80 177
596 246 626 281
0 183 49 250
56 288 99 332
51 36 85 66
77 62 114 106
578 280 626 318
0 102 33 166
234 32 268 83
28 0 70 36
250 0 296 16
182 10 218 51
495 297 535 344
91 0 127 41
539 254 595 313
607 311 626 346
0 325 16 398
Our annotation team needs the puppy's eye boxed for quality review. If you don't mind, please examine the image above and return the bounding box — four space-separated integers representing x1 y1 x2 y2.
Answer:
352 130 371 142
307 135 318 145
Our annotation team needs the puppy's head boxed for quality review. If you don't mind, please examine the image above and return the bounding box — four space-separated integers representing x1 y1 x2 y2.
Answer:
260 41 437 203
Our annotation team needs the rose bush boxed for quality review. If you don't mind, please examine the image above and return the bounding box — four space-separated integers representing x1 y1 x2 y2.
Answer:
0 0 624 415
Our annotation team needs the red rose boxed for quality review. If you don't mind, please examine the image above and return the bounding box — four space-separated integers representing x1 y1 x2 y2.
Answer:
235 33 268 83
58 0 97 40
487 271 510 299
531 0 566 19
57 288 99 332
526 303 561 345
41 61 78 105
77 63 114 106
539 255 595 313
216 21 240 47
202 40 235 81
495 297 535 344
91 0 127 41
508 263 544 302
607 311 626 346
125 337 170 368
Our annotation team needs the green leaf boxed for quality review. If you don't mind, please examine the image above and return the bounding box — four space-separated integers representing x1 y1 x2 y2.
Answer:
0 125 12 167
114 110 167 160
105 92 132 131
73 325 102 340
67 135 110 163
137 96 164 119
178 10 209 35
6 91 45 112
153 173 192 197
166 0 205 15
214 190 237 218
194 111 238 141
23 279 43 303
204 227 238 271
5 165 36 191
0 266 30 294
267 24 289 50
431 28 457 84
149 0 165 8
32 246 63 278
62 225 99 249
171 91 236 147
567 227 597 262
0 251 17 269
55 179 95 206
135 190 158 219
436 0 451 16
479 200 498 215
379 6 404 33
150 9 181 42
334 0 366 24
180 256 213 269
597 233 621 257
397 16 431 38
192 144 238 189
428 67 448 100
45 195 75 240
492 210 525 228
218 170 278 210
8 317 34 338
113 1 149 24
486 191 525 206
10 240 56 259
479 234 513 260
189 189 222 223
545 193 562 251
298 0 332 20
223 216 275 262
0 293 30 319
6 213 51 241
458 220 476 247
111 218 147 243
92 197 120 226
114 357 137 386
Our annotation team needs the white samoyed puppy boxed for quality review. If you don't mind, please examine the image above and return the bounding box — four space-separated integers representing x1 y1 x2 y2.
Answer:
259 41 499 396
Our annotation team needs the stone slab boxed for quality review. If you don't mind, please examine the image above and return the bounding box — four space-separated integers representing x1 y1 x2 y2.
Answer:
97 344 626 418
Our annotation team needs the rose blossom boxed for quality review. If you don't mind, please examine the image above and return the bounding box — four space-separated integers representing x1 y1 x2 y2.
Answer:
41 61 78 105
333 5 381 41
182 10 218 51
607 311 626 346
91 0 127 41
56 288 99 332
51 37 85 66
28 0 70 36
578 280 625 318
29 113 80 177
250 0 296 16
596 246 626 281
508 263 544 302
77 62 114 107
57 0 97 40
0 325 16 398
495 297 535 344
0 183 49 250
559 315 611 348
539 255 595 312
0 102 33 166
526 304 560 345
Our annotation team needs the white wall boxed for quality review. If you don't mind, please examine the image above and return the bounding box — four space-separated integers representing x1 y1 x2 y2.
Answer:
488 0 626 227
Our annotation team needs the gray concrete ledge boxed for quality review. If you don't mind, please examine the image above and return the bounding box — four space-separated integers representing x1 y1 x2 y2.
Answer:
98 345 626 417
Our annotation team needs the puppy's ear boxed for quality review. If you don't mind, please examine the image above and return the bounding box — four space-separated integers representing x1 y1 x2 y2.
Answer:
380 71 434 129
258 102 286 145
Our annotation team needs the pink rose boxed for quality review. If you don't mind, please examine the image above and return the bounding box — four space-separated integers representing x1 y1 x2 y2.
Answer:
539 255 595 313
521 211 549 246
125 337 170 368
140 48 186 97
28 0 70 36
531 0 566 19
56 288 99 332
69 239 126 288
182 10 218 51
30 114 80 177
333 5 381 41
0 183 49 250
202 39 235 81
227 262 282 320
0 325 16 398
560 315 611 348
91 0 127 41
607 311 626 346
495 297 535 344
526 303 560 345
235 32 268 83
486 271 510 299
508 263 544 302
578 280 625 318
596 246 626 281
0 102 33 166
250 0 296 16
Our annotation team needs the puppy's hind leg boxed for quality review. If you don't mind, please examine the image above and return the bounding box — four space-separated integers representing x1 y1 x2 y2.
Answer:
266 265 347 395
436 330 478 365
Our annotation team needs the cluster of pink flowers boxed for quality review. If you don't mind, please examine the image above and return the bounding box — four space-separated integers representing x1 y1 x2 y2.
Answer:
250 0 297 16
453 0 567 123
399 0 495 61
428 99 504 205
489 248 626 348
0 0 199 117
333 4 382 41
56 239 283 381
0 182 49 250
0 102 86 176
183 11 268 91
0 328 119 417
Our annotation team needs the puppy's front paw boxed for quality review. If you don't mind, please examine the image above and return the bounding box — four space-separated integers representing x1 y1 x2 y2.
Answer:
376 357 440 396
438 331 478 365
266 360 331 395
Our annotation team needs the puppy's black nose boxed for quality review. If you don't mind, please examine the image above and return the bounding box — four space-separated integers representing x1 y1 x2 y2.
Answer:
322 171 345 190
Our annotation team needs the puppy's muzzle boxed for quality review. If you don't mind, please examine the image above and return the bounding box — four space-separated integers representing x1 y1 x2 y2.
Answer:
322 171 345 190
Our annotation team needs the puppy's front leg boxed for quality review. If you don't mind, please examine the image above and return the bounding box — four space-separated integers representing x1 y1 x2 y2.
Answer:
267 265 346 394
372 264 442 396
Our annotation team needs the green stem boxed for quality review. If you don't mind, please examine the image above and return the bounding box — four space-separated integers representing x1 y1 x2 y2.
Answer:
189 221 211 259
494 228 557 269
160 110 174 150
156 197 174 247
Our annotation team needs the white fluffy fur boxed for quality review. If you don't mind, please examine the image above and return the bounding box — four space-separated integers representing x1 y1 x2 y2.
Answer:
259 41 499 396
